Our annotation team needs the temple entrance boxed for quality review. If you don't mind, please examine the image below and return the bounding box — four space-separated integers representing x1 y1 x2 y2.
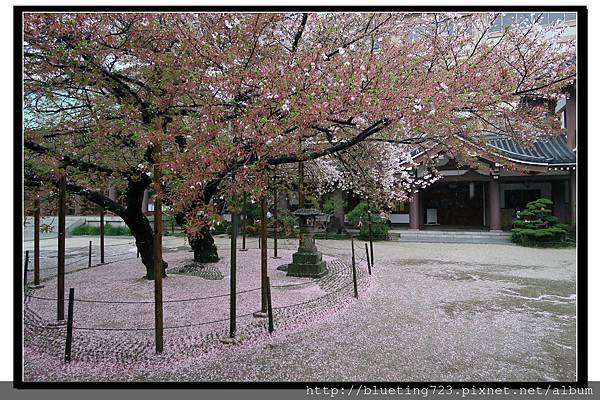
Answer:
422 182 485 227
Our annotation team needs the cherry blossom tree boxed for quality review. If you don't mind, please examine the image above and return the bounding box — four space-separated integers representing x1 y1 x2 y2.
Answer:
23 12 576 278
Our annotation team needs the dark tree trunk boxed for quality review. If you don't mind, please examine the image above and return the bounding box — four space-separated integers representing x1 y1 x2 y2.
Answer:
124 178 167 280
175 214 219 263
124 210 167 279
190 227 219 263
25 168 166 279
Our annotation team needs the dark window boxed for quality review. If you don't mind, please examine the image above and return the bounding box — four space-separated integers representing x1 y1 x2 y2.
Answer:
517 13 532 25
548 12 565 24
490 15 502 32
505 189 542 210
565 13 577 22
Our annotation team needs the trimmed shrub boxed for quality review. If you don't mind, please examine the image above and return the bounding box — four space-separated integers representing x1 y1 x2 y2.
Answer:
358 220 389 240
510 198 569 247
348 201 389 240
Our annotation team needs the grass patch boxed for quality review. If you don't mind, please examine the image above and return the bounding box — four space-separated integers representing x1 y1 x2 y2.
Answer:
71 223 131 236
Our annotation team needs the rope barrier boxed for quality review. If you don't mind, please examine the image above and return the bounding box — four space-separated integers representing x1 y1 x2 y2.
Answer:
24 262 368 335
24 276 332 304
25 240 370 337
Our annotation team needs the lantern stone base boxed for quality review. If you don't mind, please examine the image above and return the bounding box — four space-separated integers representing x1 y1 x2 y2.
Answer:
287 251 327 278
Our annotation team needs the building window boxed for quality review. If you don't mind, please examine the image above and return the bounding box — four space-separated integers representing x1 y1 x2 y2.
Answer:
565 13 577 22
490 12 575 32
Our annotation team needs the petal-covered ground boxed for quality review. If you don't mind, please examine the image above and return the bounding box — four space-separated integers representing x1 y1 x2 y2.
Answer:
22 236 576 382
23 237 370 381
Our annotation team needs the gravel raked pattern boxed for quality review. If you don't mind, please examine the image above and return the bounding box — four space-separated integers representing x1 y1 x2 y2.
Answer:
23 244 371 381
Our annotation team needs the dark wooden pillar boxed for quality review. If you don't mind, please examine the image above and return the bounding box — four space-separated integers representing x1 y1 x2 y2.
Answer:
260 197 268 313
409 191 420 230
33 197 40 286
153 120 164 354
57 169 66 321
569 170 576 225
298 162 305 208
566 87 576 151
489 176 502 231
333 189 345 234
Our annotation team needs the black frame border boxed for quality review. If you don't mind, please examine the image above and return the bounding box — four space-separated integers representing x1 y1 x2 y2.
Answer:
13 4 589 390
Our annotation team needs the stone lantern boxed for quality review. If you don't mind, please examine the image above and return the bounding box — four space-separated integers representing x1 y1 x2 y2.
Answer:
287 208 327 277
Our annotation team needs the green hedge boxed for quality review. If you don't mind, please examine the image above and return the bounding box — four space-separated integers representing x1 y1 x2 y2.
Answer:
71 223 131 236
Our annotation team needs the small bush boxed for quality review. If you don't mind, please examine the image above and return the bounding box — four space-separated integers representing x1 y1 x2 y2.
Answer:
346 201 369 227
347 201 389 240
358 219 389 240
71 223 131 236
510 198 570 247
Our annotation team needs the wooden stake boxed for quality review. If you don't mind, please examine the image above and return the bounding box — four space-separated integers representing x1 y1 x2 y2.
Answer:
266 276 274 334
366 199 374 267
273 185 279 259
365 242 371 275
260 196 268 313
298 161 305 208
57 169 66 321
23 251 29 288
230 211 238 338
64 287 74 363
100 207 105 264
34 198 40 286
240 193 247 251
351 237 358 299
153 119 164 354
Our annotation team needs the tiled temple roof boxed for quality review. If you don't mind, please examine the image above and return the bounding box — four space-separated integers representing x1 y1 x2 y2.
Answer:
485 134 576 165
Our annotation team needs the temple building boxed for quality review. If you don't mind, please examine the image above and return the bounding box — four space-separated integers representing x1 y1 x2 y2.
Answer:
352 85 577 232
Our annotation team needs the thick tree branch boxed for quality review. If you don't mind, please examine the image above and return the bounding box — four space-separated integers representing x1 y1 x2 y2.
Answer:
267 119 391 165
24 168 127 218
291 13 309 53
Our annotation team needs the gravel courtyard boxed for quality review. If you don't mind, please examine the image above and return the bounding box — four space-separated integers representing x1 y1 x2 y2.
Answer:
23 236 576 382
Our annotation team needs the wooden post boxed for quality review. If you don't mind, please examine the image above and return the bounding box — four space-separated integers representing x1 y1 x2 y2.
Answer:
88 241 92 268
260 196 268 313
64 287 74 363
240 193 247 251
351 237 358 299
23 251 29 288
366 199 374 267
230 211 238 338
153 119 164 354
266 276 274 334
57 169 66 321
298 161 305 208
34 198 40 286
365 242 371 275
273 185 279 259
99 207 105 264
